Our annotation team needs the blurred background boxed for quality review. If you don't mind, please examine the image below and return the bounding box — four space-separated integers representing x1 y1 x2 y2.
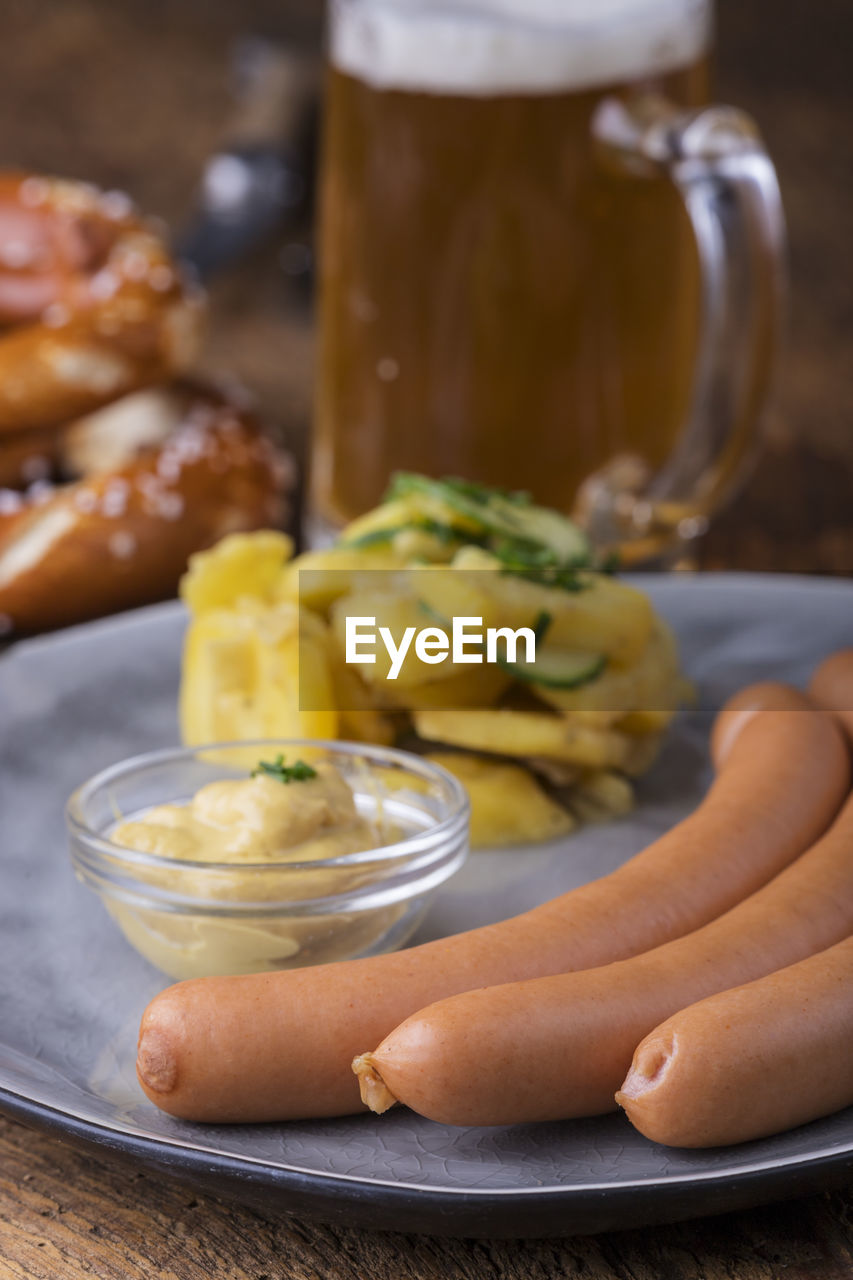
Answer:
1 0 849 573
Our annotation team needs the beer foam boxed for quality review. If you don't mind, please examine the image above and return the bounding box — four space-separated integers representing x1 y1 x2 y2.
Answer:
331 0 712 95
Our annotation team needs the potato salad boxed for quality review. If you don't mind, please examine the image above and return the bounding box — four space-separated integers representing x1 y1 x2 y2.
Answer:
179 475 689 846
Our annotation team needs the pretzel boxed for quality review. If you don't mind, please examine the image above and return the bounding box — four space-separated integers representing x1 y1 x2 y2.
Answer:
0 424 63 488
0 382 293 635
0 173 201 435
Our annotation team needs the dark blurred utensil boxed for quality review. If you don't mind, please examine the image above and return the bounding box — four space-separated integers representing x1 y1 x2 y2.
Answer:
177 38 319 284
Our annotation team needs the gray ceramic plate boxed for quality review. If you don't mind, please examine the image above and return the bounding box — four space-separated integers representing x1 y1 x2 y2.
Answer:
1 574 852 1237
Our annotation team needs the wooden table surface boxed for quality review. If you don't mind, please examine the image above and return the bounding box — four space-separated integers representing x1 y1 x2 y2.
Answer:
3 1108 853 1279
1 0 852 1274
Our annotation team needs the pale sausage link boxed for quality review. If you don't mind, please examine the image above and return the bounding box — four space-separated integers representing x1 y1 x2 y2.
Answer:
615 652 853 1146
616 934 853 1147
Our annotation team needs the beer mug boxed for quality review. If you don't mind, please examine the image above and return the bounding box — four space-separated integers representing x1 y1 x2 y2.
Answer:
311 0 785 560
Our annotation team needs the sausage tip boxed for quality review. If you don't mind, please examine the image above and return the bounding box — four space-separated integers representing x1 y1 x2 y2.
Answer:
710 683 812 769
137 1028 179 1095
617 1035 675 1105
352 1053 398 1114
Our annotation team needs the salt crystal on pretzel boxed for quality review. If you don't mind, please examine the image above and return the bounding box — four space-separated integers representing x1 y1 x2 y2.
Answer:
0 172 202 435
0 382 292 634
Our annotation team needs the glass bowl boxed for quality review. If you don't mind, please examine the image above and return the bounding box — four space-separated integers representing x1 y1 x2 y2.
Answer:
67 740 469 980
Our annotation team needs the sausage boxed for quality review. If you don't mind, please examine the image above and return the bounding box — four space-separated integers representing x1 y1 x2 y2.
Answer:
616 934 853 1147
137 685 849 1122
355 782 853 1126
615 649 853 1149
810 649 853 746
709 679 817 769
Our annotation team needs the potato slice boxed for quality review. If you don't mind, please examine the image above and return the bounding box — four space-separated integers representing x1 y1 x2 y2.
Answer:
180 610 257 743
338 496 429 545
277 546 405 612
180 531 293 615
414 708 630 768
543 576 654 668
426 752 575 847
536 618 680 717
258 620 339 741
328 659 398 746
180 602 338 745
569 770 635 824
450 547 653 667
616 708 677 735
621 732 664 778
414 565 503 631
526 757 581 788
329 589 443 688
378 664 511 711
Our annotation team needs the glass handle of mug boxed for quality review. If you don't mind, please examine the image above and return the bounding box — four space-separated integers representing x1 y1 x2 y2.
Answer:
587 96 786 560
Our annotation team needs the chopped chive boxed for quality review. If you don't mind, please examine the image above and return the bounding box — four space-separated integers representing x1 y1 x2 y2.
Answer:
252 755 318 784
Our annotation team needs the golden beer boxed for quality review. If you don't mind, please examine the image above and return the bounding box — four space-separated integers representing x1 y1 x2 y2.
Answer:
313 0 713 526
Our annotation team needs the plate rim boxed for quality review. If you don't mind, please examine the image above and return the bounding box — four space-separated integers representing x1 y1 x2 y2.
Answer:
4 1082 853 1238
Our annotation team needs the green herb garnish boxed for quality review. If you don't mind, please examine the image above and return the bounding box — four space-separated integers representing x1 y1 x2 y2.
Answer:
500 564 588 592
532 610 553 642
491 538 589 592
597 549 622 575
346 516 479 550
372 472 604 584
252 755 318 784
385 473 530 508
